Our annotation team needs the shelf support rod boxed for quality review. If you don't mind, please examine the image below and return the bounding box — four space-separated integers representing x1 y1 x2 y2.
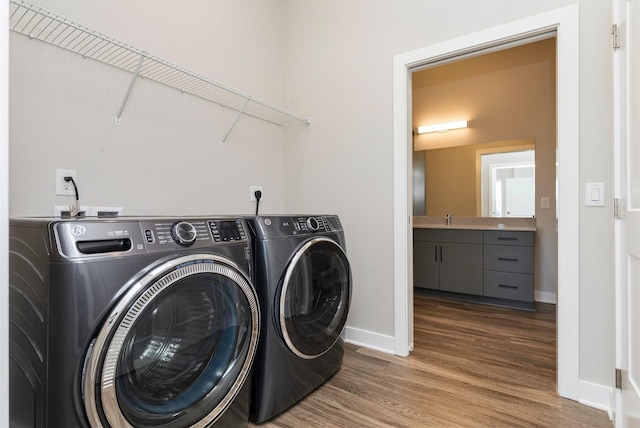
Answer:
115 53 145 125
221 97 251 144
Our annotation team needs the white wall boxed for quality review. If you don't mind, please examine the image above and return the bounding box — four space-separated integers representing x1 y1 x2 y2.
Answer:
10 0 292 217
577 0 616 402
282 0 614 406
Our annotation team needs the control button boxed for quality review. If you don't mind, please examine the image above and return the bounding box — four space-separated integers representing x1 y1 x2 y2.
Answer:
144 229 155 243
306 217 320 231
171 221 197 246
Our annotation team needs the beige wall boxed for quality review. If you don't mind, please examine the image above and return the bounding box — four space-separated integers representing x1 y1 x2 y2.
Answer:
412 38 557 151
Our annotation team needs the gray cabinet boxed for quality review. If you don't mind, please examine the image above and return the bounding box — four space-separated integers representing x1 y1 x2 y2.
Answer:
483 231 534 302
414 239 440 289
414 228 535 306
413 229 483 295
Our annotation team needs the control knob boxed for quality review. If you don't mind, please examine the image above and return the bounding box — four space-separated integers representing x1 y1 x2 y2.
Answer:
171 221 197 246
306 217 321 232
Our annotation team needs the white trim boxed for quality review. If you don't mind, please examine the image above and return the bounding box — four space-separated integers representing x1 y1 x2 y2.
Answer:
535 290 557 304
393 4 580 400
392 50 412 357
344 326 395 355
579 380 615 420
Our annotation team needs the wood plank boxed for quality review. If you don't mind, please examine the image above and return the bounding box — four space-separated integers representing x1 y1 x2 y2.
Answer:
251 296 612 427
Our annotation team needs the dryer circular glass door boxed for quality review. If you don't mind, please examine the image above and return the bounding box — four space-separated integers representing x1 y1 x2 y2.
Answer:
83 254 260 428
279 237 351 359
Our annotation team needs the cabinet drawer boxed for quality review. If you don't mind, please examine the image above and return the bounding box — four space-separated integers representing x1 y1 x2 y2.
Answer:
414 228 482 244
484 271 533 302
484 245 533 274
483 230 533 246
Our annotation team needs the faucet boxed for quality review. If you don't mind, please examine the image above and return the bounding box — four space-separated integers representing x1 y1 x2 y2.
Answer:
446 213 452 226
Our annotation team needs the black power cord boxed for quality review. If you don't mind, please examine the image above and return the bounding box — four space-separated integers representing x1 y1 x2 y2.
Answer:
64 176 80 216
254 190 262 216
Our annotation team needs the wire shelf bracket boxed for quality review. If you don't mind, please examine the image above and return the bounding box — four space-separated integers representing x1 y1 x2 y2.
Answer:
9 0 311 138
115 53 145 125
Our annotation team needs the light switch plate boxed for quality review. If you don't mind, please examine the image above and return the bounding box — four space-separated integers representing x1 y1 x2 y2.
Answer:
585 183 605 207
541 197 550 209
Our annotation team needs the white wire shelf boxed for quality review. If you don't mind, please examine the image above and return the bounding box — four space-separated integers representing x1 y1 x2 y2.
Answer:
9 0 310 140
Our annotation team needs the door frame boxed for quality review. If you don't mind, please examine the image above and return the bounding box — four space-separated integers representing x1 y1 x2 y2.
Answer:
392 4 580 400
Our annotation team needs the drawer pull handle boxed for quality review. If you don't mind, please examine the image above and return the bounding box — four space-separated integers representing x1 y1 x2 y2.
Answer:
497 237 518 241
498 284 519 289
498 257 519 262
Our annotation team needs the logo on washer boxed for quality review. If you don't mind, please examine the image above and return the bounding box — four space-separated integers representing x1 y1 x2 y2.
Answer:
70 225 86 236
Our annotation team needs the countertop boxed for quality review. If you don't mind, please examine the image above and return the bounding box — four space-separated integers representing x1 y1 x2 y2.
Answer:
413 223 536 232
413 216 536 232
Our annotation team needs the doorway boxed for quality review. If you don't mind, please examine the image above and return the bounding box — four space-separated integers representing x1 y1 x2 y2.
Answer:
393 5 580 400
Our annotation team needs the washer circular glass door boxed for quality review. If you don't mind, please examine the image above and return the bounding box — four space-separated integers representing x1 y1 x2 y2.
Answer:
279 237 351 359
83 254 259 428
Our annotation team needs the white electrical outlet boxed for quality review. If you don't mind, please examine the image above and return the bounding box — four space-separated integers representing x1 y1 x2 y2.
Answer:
56 169 77 196
250 186 263 202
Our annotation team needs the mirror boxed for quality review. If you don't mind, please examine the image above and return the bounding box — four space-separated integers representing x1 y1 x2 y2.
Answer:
480 149 535 217
413 139 535 218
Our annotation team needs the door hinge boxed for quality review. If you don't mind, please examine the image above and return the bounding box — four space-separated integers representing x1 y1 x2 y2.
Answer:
612 24 621 50
616 368 623 389
614 198 624 219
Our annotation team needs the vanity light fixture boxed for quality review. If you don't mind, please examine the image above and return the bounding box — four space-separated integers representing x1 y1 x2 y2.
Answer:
417 120 468 134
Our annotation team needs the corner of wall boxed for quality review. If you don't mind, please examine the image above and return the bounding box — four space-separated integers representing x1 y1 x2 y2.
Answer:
579 380 614 421
534 290 557 304
343 326 395 355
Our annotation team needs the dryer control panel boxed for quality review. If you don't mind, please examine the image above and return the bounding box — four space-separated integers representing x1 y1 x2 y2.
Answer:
252 215 342 238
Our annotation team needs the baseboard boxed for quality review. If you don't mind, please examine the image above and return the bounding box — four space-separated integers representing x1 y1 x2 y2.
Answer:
579 380 614 420
344 326 395 355
534 290 557 304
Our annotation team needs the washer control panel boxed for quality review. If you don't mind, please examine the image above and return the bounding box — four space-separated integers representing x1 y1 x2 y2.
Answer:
142 219 212 248
142 218 248 249
53 217 249 259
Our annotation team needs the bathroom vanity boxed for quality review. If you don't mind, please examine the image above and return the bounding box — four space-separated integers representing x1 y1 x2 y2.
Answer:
413 218 536 309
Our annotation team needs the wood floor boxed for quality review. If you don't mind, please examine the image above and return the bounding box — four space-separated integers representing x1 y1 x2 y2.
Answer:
251 295 612 427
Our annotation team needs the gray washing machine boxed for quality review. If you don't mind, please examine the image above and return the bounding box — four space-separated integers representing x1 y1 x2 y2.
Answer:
245 215 351 424
9 216 260 427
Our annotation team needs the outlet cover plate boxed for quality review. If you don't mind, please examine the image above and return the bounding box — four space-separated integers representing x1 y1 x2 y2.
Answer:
56 169 77 196
250 186 263 202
